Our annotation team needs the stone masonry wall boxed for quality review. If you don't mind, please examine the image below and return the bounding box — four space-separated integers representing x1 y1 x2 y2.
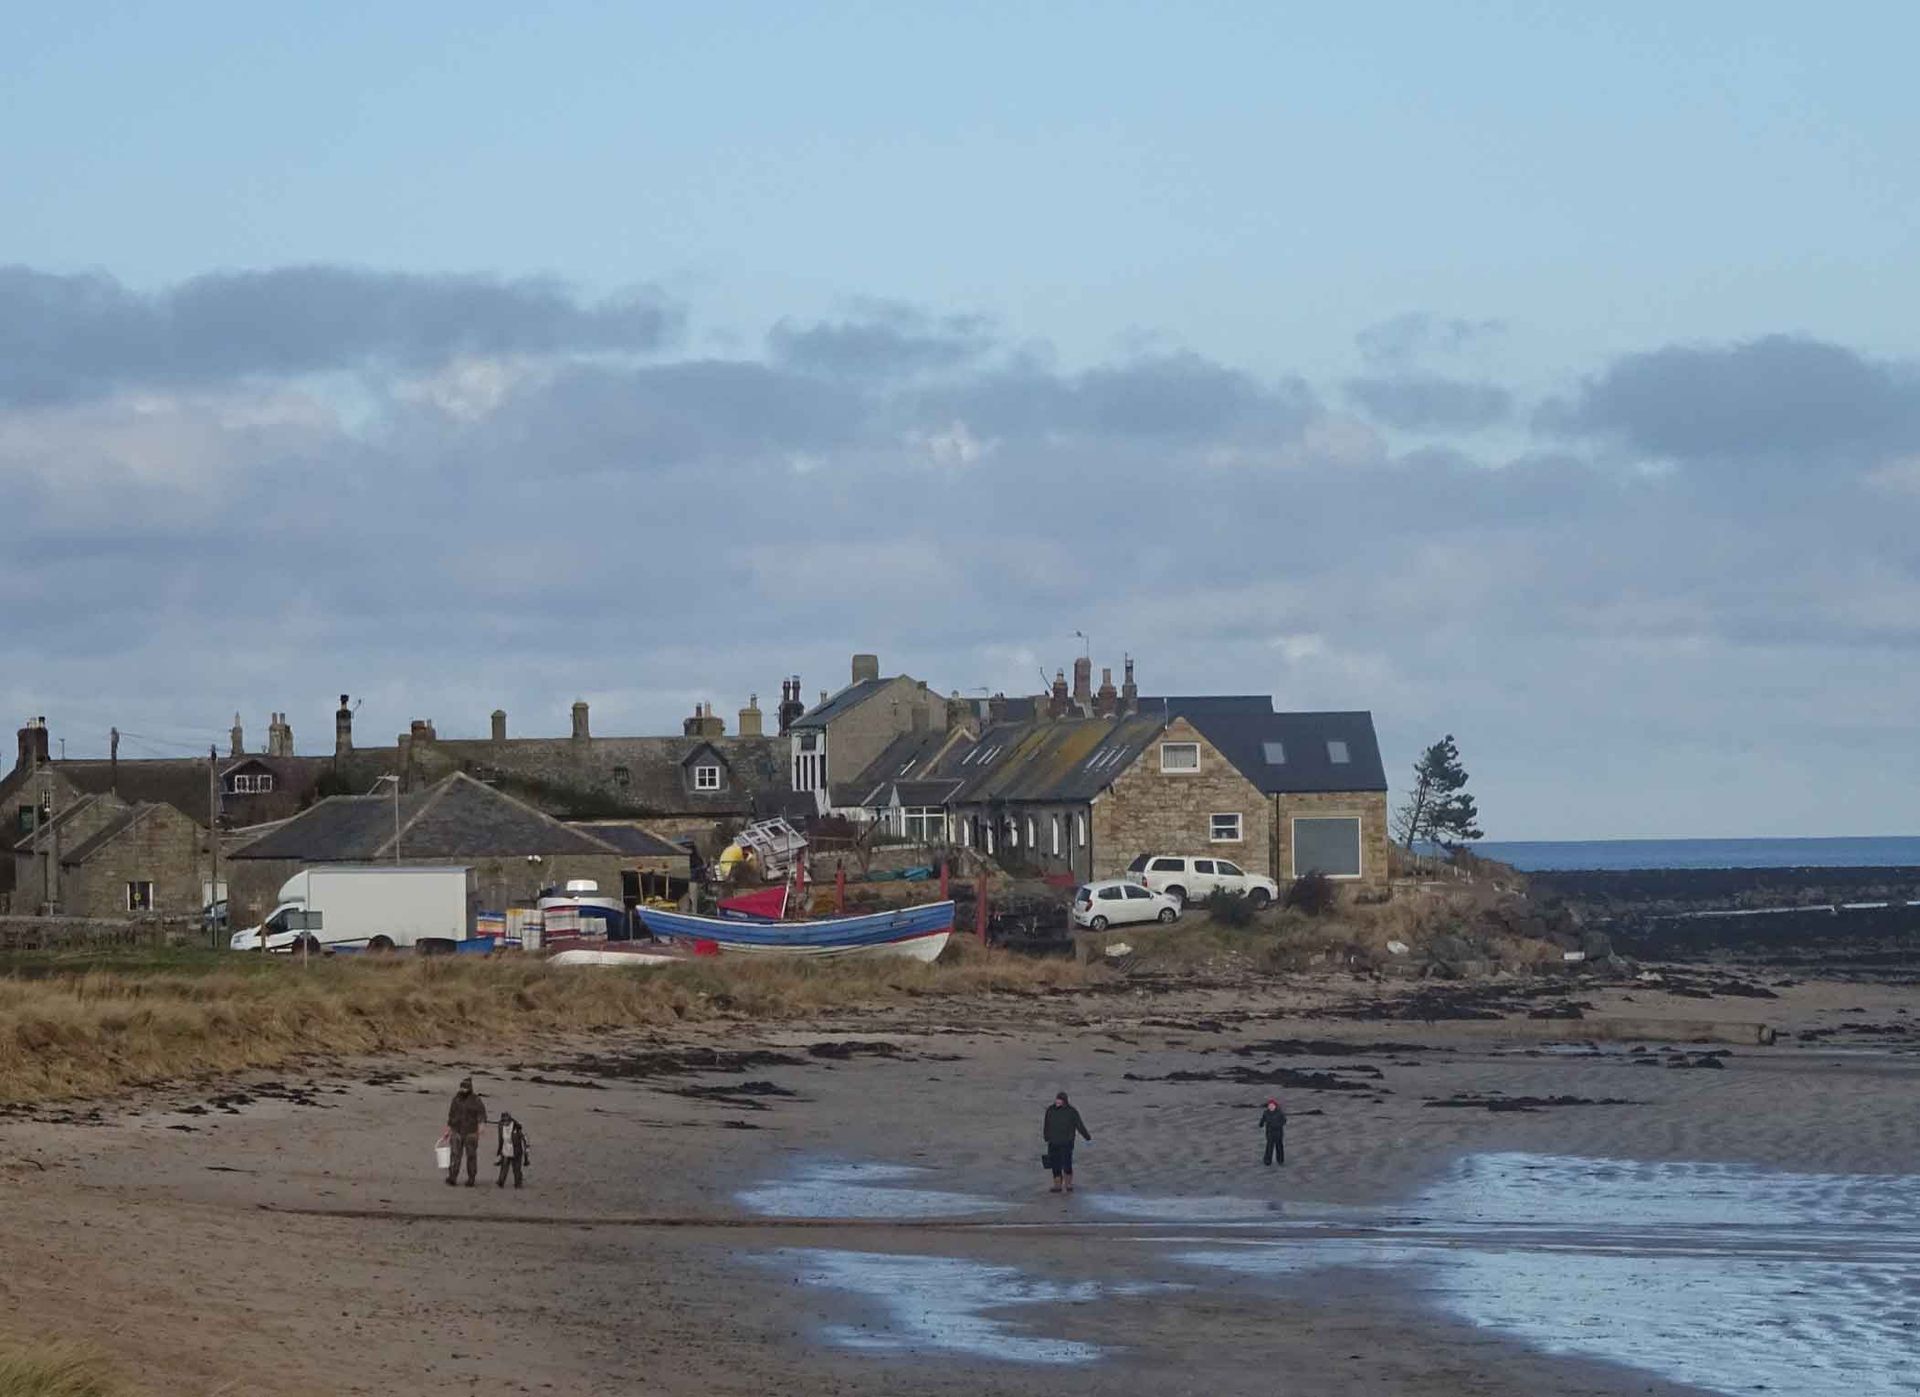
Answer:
824 678 948 797
65 805 208 920
1272 789 1391 889
1088 718 1272 882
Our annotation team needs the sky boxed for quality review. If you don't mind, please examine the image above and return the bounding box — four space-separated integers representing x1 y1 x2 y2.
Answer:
2 3 1917 839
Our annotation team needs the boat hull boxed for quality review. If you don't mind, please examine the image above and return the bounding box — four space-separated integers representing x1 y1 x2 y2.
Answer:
638 901 954 963
549 947 683 968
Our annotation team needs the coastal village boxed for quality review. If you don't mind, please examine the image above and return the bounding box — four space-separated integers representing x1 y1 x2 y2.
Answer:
1 651 1389 938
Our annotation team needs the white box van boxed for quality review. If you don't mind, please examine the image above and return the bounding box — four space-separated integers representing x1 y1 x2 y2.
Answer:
230 866 476 952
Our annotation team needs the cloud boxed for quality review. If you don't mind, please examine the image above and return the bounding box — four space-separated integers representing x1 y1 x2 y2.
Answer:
1539 335 1920 470
6 266 1920 839
767 301 994 379
1356 312 1505 368
1344 375 1512 432
0 265 679 406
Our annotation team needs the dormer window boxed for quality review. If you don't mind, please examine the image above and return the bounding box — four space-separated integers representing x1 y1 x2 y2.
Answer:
694 764 721 791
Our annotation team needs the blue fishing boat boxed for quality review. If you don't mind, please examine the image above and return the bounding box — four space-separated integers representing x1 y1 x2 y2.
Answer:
637 900 954 962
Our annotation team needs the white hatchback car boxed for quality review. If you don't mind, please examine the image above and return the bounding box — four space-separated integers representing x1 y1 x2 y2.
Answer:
1072 879 1182 930
1125 854 1280 908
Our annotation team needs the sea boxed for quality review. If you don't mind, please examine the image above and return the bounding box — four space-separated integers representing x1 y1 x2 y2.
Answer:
1474 836 1920 872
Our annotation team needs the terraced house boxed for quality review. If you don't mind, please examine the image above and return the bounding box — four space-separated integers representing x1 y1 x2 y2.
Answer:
846 697 1389 890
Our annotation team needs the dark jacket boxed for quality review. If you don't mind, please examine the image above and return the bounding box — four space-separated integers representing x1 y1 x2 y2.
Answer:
447 1090 488 1136
1043 1103 1091 1146
1259 1104 1287 1137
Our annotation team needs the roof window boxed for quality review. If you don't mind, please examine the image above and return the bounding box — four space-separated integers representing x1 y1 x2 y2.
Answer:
1263 741 1286 764
1327 740 1350 764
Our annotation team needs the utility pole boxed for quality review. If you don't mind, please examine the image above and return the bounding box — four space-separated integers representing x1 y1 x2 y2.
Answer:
208 745 222 950
393 774 402 864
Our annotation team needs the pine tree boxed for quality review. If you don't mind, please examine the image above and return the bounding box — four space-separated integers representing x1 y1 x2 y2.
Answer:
1393 734 1483 851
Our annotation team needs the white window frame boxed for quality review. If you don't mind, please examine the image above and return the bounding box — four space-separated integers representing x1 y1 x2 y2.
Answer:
126 880 154 912
1160 741 1200 773
693 764 721 791
1026 816 1036 849
1209 812 1243 843
1050 815 1061 856
1074 813 1086 848
257 772 273 792
1290 815 1364 880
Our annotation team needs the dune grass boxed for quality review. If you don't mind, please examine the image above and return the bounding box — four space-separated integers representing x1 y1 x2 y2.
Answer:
0 1342 124 1397
0 942 1091 1105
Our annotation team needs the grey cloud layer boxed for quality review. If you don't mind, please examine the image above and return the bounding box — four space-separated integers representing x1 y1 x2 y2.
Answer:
1345 374 1512 431
1541 334 1920 467
0 265 678 405
4 277 1918 836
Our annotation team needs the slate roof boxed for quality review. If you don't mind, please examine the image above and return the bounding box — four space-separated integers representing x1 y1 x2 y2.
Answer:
414 735 787 818
913 707 1387 805
832 729 957 808
231 773 624 862
1185 710 1388 795
570 822 687 859
788 677 893 731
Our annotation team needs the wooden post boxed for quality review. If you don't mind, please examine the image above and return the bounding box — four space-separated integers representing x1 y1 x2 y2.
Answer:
939 859 949 900
974 871 989 944
834 862 846 914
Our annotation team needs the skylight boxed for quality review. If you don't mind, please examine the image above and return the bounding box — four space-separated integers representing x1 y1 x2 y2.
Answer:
1327 740 1350 764
1263 741 1286 764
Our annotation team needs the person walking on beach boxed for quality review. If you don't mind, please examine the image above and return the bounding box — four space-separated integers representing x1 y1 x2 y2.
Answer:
446 1076 488 1187
1043 1091 1091 1193
495 1111 531 1189
1259 1097 1287 1166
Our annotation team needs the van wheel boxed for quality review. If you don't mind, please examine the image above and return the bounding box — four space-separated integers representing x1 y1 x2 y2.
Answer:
368 935 395 952
1166 886 1187 907
1089 915 1108 931
1158 907 1177 924
1248 888 1272 910
293 934 324 956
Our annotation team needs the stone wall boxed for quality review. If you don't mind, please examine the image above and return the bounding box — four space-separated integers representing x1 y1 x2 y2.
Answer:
822 678 948 796
63 805 209 920
1272 789 1391 889
1088 718 1272 881
0 915 198 951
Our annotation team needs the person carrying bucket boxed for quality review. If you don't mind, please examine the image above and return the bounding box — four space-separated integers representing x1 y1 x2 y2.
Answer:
1258 1097 1287 1166
445 1076 488 1186
1042 1091 1091 1193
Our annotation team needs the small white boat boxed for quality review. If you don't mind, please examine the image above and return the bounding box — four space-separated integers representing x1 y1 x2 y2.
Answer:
548 947 682 968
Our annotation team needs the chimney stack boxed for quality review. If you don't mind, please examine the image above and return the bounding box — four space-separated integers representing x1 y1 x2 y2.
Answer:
851 653 880 685
230 713 245 758
571 699 590 742
335 695 353 758
1121 656 1138 715
738 694 763 738
778 677 806 736
1072 655 1092 710
1095 666 1118 718
683 702 725 739
491 709 507 743
1049 669 1071 718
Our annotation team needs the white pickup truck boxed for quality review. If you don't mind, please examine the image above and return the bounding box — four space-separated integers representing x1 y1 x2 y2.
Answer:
1124 853 1280 908
230 865 476 953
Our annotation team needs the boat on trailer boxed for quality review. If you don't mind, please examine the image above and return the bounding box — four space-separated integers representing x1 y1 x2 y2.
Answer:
637 900 954 962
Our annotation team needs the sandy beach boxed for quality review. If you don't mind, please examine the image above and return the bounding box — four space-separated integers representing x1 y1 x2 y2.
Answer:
3 968 1917 1396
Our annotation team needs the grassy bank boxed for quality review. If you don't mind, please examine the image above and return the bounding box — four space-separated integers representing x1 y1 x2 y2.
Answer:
0 1342 124 1397
0 944 1091 1105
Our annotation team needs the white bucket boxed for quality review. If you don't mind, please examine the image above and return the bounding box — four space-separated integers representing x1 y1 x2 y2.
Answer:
435 1143 451 1170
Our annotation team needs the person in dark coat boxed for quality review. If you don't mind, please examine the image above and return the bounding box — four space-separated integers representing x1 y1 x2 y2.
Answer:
1042 1091 1091 1193
1258 1097 1286 1166
446 1076 488 1186
495 1111 531 1189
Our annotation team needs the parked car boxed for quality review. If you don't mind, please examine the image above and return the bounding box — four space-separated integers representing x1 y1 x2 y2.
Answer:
1124 854 1279 908
1072 879 1182 930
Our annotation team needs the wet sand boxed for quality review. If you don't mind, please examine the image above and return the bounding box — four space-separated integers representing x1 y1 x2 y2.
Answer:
2 972 1917 1395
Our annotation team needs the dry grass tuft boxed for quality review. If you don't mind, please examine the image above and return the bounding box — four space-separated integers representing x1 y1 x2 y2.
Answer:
0 943 1090 1105
0 1341 124 1397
